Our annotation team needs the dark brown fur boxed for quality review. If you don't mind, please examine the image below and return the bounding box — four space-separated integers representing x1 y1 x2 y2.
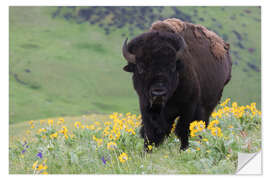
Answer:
122 18 232 151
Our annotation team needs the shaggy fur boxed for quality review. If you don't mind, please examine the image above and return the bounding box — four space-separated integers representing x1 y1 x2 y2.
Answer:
122 18 232 151
150 18 230 60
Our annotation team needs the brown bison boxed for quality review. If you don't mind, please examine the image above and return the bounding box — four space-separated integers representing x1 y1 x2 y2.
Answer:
122 18 232 151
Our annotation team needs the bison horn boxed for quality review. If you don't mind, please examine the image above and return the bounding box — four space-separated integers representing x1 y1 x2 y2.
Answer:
176 36 187 61
122 38 136 64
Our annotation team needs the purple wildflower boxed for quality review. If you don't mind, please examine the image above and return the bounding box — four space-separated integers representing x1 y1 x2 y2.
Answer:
22 141 27 147
101 156 106 165
248 48 255 53
37 152 43 159
21 149 26 154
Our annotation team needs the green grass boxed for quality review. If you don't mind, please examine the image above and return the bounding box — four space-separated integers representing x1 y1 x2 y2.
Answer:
9 6 262 174
9 7 138 124
9 100 261 174
9 6 261 124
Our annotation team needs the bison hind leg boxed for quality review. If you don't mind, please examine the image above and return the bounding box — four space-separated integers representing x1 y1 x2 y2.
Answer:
194 104 211 126
139 125 145 138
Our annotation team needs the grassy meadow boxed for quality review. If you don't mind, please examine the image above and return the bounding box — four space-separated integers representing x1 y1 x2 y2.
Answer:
9 99 261 174
9 7 261 124
9 7 261 174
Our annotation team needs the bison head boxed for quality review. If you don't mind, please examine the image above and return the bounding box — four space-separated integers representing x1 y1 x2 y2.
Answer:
122 31 187 111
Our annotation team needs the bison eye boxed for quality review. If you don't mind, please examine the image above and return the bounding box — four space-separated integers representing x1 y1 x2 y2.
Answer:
137 63 144 74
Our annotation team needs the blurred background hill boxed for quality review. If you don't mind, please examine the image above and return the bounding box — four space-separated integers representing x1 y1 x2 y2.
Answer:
9 6 261 124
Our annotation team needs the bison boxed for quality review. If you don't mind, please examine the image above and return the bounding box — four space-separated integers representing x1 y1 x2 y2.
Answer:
122 18 232 151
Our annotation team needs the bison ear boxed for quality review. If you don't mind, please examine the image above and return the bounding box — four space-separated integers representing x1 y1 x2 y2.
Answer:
123 64 135 73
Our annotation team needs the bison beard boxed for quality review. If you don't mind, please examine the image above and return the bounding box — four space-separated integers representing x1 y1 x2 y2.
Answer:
122 18 232 151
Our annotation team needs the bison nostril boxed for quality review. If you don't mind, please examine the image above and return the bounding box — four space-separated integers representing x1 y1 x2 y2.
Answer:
151 88 167 96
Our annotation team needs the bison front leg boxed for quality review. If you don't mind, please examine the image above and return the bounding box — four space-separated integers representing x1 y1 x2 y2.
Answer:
140 112 169 152
175 103 197 150
141 125 167 152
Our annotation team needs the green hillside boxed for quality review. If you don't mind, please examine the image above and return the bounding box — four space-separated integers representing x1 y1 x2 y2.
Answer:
9 7 261 124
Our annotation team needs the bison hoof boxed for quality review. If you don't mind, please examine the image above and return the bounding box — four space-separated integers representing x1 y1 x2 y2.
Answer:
144 146 153 153
144 148 153 153
180 143 189 151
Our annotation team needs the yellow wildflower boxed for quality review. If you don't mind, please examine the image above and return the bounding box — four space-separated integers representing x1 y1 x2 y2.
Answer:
211 127 223 137
88 125 95 130
26 130 31 135
92 135 97 141
127 128 136 135
197 120 205 131
109 131 120 141
148 145 153 151
50 132 58 139
97 127 102 131
40 120 45 125
232 102 238 108
96 138 103 147
37 164 48 171
190 130 197 137
108 133 114 140
32 160 38 169
189 121 199 133
104 121 111 126
202 138 208 142
190 120 205 132
189 120 205 137
119 152 128 163
94 121 101 126
207 119 219 130
107 141 117 150
37 128 46 134
196 147 200 151
228 125 233 129
59 126 68 134
74 121 81 128
103 127 110 136
93 136 103 146
57 117 64 125
211 111 217 119
48 119 53 126
29 120 34 126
